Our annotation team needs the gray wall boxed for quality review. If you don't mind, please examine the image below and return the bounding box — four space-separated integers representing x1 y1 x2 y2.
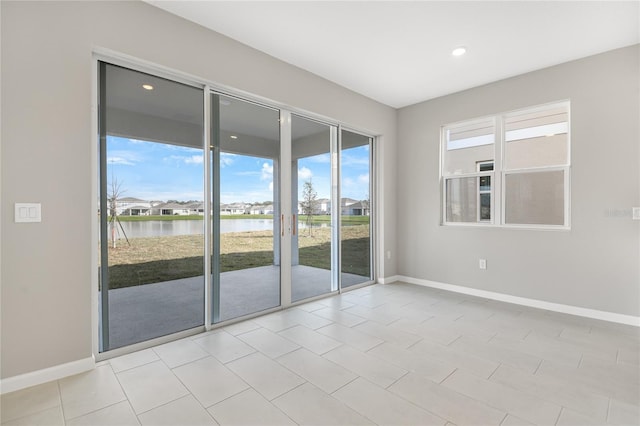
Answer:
0 1 397 379
397 45 640 317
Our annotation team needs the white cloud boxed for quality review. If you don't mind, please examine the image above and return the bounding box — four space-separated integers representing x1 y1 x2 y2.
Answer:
107 156 136 166
298 166 313 180
269 181 274 191
107 150 140 166
357 173 370 184
221 153 236 167
184 155 203 165
261 162 273 180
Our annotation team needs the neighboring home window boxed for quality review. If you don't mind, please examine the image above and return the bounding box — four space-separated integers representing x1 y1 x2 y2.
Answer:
441 101 570 228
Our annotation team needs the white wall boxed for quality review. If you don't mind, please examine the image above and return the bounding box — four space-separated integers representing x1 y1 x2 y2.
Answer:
0 1 397 380
397 45 640 318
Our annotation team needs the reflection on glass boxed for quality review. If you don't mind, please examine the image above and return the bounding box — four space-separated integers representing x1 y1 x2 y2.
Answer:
341 131 372 288
291 115 334 302
505 171 564 225
445 177 478 223
214 94 281 322
100 63 204 351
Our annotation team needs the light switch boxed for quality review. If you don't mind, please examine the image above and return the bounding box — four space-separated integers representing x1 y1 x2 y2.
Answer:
15 203 41 223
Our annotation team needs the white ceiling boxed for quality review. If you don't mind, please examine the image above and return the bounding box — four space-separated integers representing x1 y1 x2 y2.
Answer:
146 1 640 109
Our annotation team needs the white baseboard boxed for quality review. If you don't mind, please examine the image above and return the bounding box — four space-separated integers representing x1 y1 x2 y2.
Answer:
393 275 640 327
1 356 95 395
377 275 401 285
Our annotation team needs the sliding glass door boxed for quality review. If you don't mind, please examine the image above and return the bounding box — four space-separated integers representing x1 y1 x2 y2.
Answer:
98 62 205 351
212 94 281 322
291 115 338 302
340 130 373 287
98 62 375 353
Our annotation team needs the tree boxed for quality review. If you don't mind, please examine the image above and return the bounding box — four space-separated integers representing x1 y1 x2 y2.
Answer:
300 178 318 236
108 176 130 248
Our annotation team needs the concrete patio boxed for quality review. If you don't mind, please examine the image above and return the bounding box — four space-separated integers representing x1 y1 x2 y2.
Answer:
103 265 369 350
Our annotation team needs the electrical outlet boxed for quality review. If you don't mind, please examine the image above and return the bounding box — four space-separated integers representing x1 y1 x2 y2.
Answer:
479 259 487 270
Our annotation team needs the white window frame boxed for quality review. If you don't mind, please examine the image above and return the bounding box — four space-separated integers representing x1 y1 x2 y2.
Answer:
440 101 570 230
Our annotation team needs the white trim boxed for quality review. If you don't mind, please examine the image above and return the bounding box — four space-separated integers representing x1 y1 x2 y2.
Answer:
377 275 400 285
1 357 95 395
395 275 640 327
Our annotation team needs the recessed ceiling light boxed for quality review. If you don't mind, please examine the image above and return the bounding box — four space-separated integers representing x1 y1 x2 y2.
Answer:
452 47 467 57
142 84 154 90
230 135 238 140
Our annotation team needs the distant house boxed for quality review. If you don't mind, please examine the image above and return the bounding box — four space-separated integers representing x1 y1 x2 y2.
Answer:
115 197 152 216
186 202 205 215
151 202 191 216
249 204 274 215
342 200 369 216
221 202 248 215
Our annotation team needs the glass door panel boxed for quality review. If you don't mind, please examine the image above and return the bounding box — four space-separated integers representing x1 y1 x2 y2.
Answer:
340 130 373 288
212 94 281 322
99 63 205 351
291 115 337 302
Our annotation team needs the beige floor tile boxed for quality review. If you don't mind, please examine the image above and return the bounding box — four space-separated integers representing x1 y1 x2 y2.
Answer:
317 295 356 310
342 305 400 325
367 342 456 383
59 365 127 420
556 407 602 426
226 352 304 400
1 405 64 426
282 308 333 329
333 377 446 425
316 323 384 351
109 349 160 373
323 345 407 388
490 364 609 422
236 327 300 358
277 348 357 393
208 389 295 426
66 401 139 426
116 360 188 414
536 359 640 405
499 414 535 426
388 373 506 426
451 335 542 374
152 338 209 368
608 398 640 426
172 356 248 407
441 369 561 425
311 307 367 327
410 339 500 379
278 325 342 355
0 381 61 423
217 320 261 336
273 383 373 425
137 395 217 425
192 331 255 364
353 320 422 348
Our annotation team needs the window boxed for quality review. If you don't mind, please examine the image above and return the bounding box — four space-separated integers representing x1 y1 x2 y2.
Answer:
441 101 570 228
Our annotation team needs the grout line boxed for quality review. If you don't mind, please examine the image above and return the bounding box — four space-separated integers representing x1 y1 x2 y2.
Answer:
328 375 360 396
554 407 564 426
498 412 509 425
384 370 410 390
533 359 543 375
438 368 458 385
487 364 500 381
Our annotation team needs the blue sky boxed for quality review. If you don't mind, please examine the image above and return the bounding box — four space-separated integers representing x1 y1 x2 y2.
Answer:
107 137 369 203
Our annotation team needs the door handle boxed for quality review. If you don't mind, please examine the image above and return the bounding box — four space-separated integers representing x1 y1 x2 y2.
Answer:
281 214 284 237
292 214 296 236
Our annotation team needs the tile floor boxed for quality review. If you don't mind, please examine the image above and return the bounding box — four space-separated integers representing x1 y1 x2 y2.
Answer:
2 282 639 426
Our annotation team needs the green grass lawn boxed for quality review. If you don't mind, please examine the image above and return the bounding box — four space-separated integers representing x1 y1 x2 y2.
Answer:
105 225 370 289
114 214 369 225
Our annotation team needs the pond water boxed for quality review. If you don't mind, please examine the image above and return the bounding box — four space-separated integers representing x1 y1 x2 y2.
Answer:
116 219 333 238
